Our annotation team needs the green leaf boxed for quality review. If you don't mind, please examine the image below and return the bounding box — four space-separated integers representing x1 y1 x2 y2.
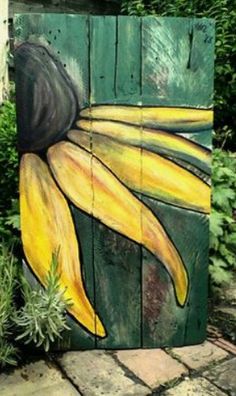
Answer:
213 187 235 208
210 211 224 237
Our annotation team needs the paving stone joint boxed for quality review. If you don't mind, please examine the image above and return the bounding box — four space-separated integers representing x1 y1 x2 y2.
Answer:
0 338 235 396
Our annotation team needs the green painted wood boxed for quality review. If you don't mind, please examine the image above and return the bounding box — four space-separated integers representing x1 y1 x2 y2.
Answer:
115 16 141 103
90 16 117 104
14 14 95 350
141 17 214 347
93 224 142 348
180 130 212 149
142 17 215 108
14 13 91 108
90 17 142 348
67 207 96 349
15 15 214 350
142 199 209 347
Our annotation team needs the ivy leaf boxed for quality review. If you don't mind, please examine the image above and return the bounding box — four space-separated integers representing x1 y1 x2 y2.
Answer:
213 187 235 208
212 188 235 215
210 265 233 285
225 233 236 250
209 256 233 285
210 211 224 237
5 215 20 231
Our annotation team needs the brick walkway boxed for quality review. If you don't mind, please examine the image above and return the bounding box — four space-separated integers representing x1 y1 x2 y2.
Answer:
1 333 236 396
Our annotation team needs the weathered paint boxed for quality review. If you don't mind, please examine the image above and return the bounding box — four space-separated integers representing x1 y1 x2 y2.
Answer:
14 14 215 349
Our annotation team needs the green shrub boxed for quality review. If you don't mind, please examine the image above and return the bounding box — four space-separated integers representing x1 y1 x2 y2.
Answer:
0 243 71 367
210 149 236 288
0 100 18 213
0 243 19 367
121 0 236 151
14 253 71 352
0 99 19 243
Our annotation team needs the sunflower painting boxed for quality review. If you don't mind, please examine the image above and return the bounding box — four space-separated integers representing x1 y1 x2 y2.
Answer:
14 15 215 349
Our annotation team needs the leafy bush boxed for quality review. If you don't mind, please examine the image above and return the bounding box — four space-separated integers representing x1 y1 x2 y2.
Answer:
121 0 236 150
0 243 71 367
0 243 19 367
0 99 19 243
0 99 18 212
14 254 71 352
210 149 236 287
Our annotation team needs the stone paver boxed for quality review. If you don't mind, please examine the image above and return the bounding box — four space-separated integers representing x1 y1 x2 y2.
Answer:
57 350 150 396
215 307 236 318
163 377 227 396
213 338 236 355
203 357 236 396
0 360 80 396
171 341 228 369
116 349 187 389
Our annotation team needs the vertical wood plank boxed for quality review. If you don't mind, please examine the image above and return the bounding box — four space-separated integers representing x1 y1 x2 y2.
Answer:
14 14 96 349
115 16 141 103
91 16 142 348
14 14 90 108
142 17 215 108
93 225 142 348
90 16 117 104
142 199 209 347
141 17 214 347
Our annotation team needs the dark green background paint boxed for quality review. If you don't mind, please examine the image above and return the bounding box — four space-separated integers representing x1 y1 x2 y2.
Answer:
14 14 215 349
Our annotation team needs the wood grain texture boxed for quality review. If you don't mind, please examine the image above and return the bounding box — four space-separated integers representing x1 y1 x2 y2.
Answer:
14 15 215 349
141 17 214 347
142 17 215 108
89 16 142 347
90 16 117 104
116 16 141 103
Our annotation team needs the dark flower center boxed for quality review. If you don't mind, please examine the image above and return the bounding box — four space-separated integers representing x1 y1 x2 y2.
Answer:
15 43 78 153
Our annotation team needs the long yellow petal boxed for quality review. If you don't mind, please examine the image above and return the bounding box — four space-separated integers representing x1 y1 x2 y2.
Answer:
76 119 211 174
80 105 213 132
68 130 210 214
20 153 105 337
48 141 188 306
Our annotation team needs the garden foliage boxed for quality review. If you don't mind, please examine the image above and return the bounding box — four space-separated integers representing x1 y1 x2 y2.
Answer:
0 100 19 243
0 242 71 367
210 150 236 287
14 253 71 352
0 244 19 367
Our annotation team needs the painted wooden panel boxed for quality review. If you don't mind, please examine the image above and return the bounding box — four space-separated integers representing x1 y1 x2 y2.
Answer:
90 16 117 104
116 16 141 103
14 14 215 350
141 17 214 347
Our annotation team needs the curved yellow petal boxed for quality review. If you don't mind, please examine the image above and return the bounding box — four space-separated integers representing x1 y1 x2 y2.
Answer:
48 142 188 306
68 130 210 214
20 153 105 337
76 119 211 174
80 105 213 132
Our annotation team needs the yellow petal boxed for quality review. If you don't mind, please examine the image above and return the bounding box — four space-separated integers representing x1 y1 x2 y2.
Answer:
20 153 105 337
48 142 188 306
76 119 211 174
68 130 210 214
80 105 213 132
